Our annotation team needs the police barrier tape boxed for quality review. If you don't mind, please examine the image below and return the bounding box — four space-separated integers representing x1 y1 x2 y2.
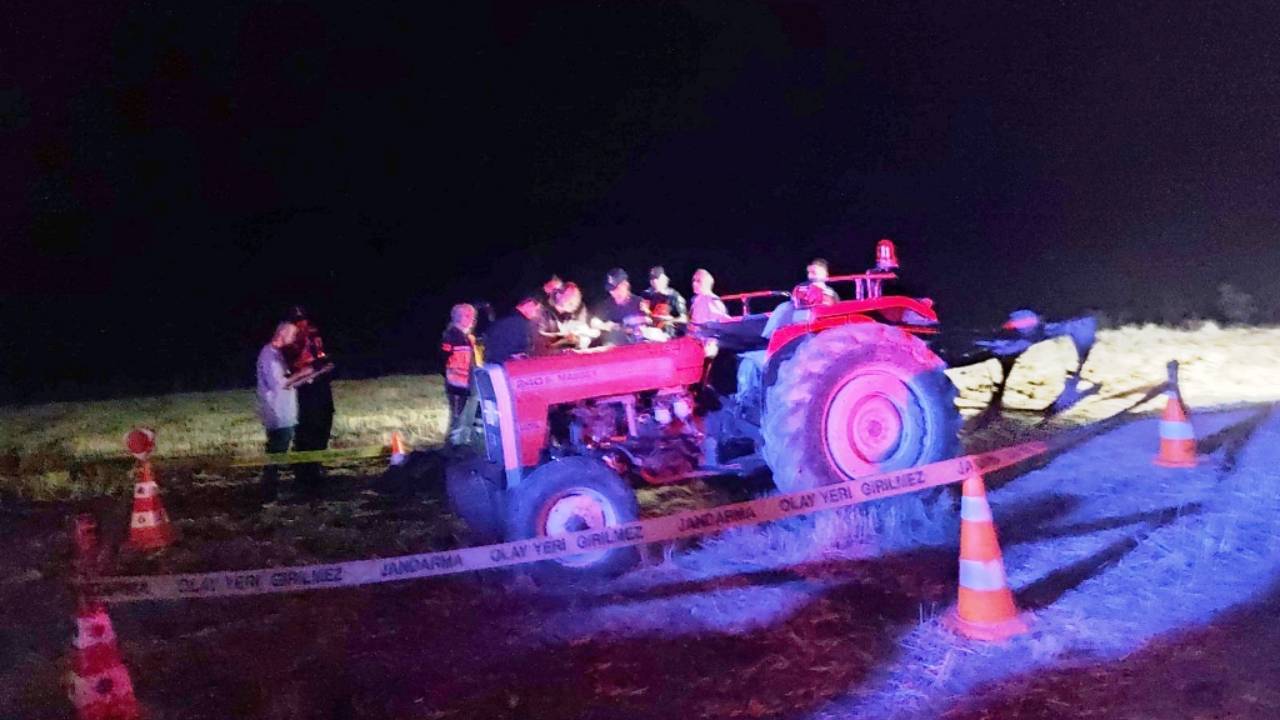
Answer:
33 444 393 475
81 441 1048 603
228 444 390 468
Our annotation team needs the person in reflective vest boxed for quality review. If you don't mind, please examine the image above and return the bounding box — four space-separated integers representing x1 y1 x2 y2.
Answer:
440 303 478 444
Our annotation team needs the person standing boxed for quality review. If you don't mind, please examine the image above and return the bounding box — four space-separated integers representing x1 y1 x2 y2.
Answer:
641 265 688 338
257 322 299 502
541 275 564 311
441 303 478 444
548 282 598 350
284 306 335 491
483 294 547 364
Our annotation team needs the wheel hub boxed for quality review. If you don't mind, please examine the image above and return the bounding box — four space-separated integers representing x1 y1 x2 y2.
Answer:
824 371 914 478
540 488 618 568
849 394 903 462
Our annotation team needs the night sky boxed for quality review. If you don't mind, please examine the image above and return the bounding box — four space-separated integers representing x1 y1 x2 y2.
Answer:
4 1 1279 402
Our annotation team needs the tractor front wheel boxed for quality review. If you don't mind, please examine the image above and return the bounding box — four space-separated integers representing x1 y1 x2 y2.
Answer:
445 450 507 545
505 457 640 584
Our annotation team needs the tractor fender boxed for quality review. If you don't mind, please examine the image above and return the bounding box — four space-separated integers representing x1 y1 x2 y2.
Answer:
763 315 877 389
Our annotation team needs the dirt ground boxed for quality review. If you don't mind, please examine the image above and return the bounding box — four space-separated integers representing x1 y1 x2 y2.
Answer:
3 414 1277 720
0 481 963 719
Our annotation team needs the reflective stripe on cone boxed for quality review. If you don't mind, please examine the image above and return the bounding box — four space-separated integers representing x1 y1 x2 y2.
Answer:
1154 392 1200 468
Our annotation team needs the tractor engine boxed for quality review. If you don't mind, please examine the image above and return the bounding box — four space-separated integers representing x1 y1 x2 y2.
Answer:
471 336 708 488
562 388 704 484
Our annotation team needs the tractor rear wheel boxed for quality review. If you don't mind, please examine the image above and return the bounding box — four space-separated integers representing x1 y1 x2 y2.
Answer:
761 323 960 493
505 457 640 584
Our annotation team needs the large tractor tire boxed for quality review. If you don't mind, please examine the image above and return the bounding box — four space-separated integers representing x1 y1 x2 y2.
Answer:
444 451 507 545
761 323 961 493
505 457 640 584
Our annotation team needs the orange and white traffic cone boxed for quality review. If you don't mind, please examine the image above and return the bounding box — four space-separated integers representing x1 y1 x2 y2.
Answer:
945 473 1029 642
125 461 178 551
65 600 141 720
389 432 407 467
1154 391 1199 468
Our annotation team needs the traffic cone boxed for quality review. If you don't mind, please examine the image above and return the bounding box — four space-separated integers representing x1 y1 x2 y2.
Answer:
122 427 155 461
125 461 178 551
1154 391 1199 468
64 600 141 720
389 432 407 467
945 473 1029 642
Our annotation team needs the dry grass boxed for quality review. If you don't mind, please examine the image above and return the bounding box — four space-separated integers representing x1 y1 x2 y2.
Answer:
703 493 959 571
0 375 450 498
947 323 1280 415
0 374 449 459
4 322 1278 500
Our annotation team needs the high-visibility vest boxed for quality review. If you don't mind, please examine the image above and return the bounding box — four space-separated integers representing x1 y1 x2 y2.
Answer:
442 334 476 389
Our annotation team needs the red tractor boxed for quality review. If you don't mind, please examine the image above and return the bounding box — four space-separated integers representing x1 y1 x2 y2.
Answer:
444 241 1095 582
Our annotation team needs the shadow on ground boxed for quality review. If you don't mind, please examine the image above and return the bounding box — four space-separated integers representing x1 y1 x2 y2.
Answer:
334 549 959 719
944 577 1280 720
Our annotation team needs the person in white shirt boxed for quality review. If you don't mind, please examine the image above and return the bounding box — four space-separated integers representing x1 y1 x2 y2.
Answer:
689 268 731 326
256 321 299 501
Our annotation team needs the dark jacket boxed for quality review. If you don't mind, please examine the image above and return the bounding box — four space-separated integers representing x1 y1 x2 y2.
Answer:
483 313 537 364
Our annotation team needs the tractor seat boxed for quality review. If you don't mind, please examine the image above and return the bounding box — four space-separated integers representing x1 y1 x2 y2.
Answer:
761 301 815 339
702 315 769 352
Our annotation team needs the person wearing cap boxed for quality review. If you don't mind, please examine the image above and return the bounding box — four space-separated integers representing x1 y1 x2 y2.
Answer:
440 303 479 444
537 275 565 335
591 268 650 346
284 305 336 492
546 282 598 350
483 293 548 364
641 265 688 338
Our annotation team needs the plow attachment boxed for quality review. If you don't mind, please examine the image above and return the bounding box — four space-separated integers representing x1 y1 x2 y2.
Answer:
928 310 1098 424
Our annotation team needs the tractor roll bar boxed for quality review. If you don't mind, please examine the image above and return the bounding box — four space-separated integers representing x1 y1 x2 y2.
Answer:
826 271 899 301
719 290 789 316
718 271 900 316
